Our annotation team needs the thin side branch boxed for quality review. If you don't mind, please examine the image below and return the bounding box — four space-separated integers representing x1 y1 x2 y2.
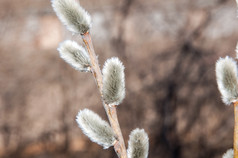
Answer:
82 32 127 158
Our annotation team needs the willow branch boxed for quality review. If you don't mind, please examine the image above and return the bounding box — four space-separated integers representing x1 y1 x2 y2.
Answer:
234 101 238 158
82 32 127 158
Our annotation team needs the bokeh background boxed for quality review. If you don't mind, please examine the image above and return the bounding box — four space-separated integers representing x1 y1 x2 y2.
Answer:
1 0 238 157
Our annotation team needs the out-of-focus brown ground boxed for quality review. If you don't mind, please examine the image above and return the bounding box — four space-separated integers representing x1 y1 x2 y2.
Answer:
0 0 238 157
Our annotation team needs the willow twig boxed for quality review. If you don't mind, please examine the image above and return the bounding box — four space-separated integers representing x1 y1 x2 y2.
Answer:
82 32 127 158
234 101 238 158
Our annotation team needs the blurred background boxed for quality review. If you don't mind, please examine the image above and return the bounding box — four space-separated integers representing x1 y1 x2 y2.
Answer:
0 0 238 157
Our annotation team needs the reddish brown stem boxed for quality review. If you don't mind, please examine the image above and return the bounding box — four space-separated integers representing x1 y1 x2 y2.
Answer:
82 32 127 158
234 101 238 158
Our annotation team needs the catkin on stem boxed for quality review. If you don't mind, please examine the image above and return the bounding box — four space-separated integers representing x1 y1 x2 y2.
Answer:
76 109 116 149
223 149 234 158
216 56 238 105
52 0 92 34
102 57 125 106
127 128 149 158
58 40 91 72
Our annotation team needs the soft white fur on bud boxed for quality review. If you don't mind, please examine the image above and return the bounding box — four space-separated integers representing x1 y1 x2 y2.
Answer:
58 40 91 72
222 149 233 158
52 0 92 34
216 56 238 105
127 128 149 158
102 57 125 105
76 109 116 149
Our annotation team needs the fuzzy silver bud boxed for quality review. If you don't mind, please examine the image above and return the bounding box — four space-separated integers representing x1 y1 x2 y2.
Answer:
223 149 233 158
216 56 238 105
58 40 91 72
52 0 92 34
76 109 116 149
102 57 125 106
127 128 149 158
